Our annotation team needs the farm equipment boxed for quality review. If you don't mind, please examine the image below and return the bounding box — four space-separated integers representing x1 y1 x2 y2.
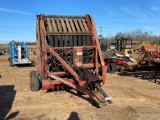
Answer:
116 37 133 55
30 14 112 106
8 40 33 66
137 49 160 66
109 43 116 50
132 40 140 52
118 49 160 83
0 49 5 55
105 54 136 73
141 41 156 52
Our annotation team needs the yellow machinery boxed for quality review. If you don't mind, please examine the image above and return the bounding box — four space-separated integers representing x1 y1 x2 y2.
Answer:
141 41 157 52
141 41 150 46
116 37 133 55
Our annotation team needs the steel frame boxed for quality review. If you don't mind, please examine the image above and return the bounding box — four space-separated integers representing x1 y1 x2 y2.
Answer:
36 14 107 96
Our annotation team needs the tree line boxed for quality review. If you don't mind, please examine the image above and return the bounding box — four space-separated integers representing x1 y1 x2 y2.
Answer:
100 29 160 45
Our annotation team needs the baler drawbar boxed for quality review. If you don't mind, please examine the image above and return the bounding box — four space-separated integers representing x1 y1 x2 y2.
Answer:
30 14 112 106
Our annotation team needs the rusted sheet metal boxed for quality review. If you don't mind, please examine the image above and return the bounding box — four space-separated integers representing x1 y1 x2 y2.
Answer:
65 18 72 32
78 19 85 32
46 32 91 35
73 19 81 32
51 18 58 32
60 18 67 32
55 18 62 32
82 19 89 32
69 19 76 32
46 18 52 32
45 16 90 33
88 14 105 66
51 46 96 49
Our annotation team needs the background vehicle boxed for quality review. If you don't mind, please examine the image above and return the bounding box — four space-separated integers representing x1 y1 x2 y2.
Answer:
8 40 33 66
116 37 133 55
109 43 116 50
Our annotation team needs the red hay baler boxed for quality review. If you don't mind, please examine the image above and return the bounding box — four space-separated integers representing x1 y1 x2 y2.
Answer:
29 14 112 106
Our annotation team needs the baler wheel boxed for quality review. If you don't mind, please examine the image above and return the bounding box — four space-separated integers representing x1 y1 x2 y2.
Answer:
29 70 40 91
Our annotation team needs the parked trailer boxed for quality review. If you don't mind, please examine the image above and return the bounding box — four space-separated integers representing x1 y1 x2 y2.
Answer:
8 40 33 66
29 14 112 106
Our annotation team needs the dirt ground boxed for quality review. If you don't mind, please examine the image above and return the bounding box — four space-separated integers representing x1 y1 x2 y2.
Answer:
0 54 160 120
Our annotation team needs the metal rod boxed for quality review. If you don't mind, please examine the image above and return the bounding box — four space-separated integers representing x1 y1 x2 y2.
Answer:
96 84 112 104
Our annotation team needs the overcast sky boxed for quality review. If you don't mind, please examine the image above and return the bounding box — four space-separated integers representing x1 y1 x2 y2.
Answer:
0 0 160 43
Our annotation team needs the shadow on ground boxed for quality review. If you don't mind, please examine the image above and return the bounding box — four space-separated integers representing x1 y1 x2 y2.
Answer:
66 89 101 108
0 85 19 120
67 111 80 120
16 63 35 67
47 88 101 108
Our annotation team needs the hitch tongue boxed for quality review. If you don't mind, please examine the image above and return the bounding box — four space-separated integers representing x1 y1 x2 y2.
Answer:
95 84 112 104
105 97 112 101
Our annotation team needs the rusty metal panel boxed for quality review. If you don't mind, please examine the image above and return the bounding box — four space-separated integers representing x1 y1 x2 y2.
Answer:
64 36 68 47
46 18 52 32
65 18 72 32
60 18 67 32
78 36 82 46
54 36 58 47
69 19 76 32
86 36 90 45
82 19 89 32
68 36 73 47
82 36 87 45
59 36 63 47
78 19 85 32
73 19 80 32
73 36 77 46
55 18 62 32
51 18 58 32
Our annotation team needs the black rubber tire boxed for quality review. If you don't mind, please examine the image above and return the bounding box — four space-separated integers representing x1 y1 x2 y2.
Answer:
29 70 40 91
128 50 132 54
107 63 117 73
